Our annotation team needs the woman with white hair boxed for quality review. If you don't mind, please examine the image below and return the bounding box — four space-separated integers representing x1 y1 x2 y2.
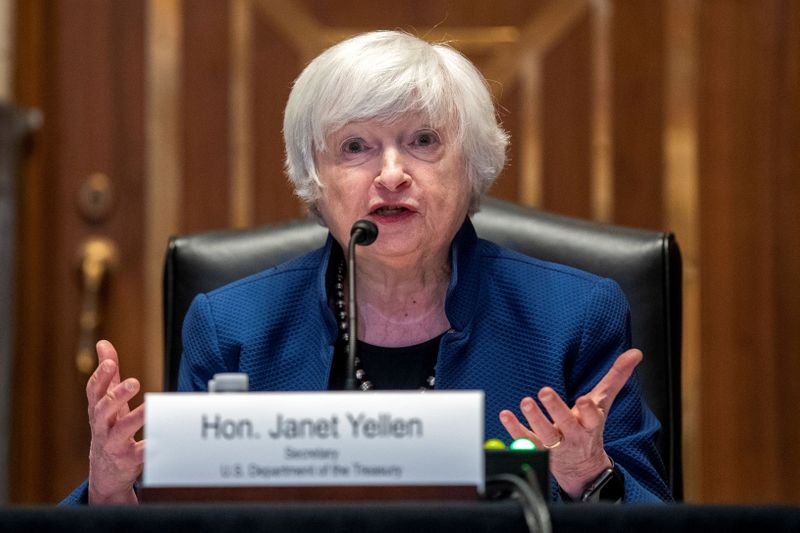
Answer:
64 30 671 505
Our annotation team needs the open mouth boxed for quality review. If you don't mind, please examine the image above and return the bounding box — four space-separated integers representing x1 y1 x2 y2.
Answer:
371 206 411 216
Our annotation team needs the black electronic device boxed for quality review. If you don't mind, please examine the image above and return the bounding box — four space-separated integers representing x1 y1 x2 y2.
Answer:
485 448 549 497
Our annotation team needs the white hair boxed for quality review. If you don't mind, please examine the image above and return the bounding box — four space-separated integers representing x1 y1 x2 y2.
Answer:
283 30 509 216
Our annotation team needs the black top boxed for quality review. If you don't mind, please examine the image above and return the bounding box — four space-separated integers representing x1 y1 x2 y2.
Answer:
328 335 442 390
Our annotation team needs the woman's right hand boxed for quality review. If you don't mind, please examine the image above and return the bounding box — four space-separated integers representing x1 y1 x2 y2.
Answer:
86 340 145 504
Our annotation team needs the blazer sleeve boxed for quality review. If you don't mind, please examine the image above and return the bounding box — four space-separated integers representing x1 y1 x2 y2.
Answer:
567 278 673 503
58 480 89 505
178 293 233 392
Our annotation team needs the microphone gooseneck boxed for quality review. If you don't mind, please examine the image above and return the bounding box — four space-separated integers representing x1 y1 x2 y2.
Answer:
345 219 379 391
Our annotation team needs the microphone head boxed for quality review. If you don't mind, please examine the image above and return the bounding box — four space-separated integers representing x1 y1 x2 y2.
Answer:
350 219 378 246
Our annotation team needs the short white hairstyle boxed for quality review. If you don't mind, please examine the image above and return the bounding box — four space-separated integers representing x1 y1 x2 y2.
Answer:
283 30 509 216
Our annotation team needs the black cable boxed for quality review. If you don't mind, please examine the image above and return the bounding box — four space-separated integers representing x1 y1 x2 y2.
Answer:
485 472 552 533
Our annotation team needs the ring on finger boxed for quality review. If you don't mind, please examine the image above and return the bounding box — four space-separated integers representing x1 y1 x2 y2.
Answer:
543 432 564 449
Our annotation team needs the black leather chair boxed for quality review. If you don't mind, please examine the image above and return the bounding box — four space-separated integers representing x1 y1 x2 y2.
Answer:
163 196 683 499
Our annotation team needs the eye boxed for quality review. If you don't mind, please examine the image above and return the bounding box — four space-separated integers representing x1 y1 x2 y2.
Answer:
413 130 439 148
342 138 366 154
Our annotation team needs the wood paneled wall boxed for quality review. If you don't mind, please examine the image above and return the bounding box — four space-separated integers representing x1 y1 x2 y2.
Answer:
9 0 800 504
697 0 800 502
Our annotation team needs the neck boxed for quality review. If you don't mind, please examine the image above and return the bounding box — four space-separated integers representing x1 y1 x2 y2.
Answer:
352 250 451 346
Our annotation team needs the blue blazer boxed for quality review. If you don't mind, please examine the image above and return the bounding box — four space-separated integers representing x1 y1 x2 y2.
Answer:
61 219 670 504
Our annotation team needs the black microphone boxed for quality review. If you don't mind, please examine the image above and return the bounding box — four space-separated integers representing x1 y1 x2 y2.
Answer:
350 219 378 246
345 219 378 391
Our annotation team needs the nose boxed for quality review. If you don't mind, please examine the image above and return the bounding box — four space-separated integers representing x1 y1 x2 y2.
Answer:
375 147 411 191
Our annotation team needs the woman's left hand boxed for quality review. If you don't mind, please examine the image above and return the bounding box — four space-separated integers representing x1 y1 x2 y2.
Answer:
499 348 643 499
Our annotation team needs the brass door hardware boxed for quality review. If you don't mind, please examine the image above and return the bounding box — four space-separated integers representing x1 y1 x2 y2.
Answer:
77 172 114 223
75 237 120 374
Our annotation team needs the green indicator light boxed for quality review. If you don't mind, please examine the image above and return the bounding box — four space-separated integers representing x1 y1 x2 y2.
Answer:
483 438 507 450
510 438 537 451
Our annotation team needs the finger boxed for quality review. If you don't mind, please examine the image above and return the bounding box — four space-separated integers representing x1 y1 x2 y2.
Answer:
87 340 122 407
134 440 146 464
96 340 122 387
109 403 145 442
589 348 643 409
498 410 538 443
538 388 583 436
86 358 118 408
519 396 562 446
574 396 605 431
94 378 140 429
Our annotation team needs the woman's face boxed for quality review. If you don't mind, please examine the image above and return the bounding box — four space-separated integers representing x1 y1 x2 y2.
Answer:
315 113 471 268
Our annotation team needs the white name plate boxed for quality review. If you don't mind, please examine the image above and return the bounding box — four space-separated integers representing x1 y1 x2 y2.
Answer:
143 391 484 490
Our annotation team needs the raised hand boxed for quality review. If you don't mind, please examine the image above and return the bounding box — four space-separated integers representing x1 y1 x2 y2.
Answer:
86 340 145 504
499 348 643 499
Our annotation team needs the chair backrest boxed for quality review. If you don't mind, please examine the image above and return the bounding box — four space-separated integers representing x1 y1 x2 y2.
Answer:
163 196 682 499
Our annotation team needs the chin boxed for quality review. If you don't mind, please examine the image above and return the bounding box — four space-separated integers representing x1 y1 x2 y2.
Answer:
365 239 424 260
371 240 416 256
